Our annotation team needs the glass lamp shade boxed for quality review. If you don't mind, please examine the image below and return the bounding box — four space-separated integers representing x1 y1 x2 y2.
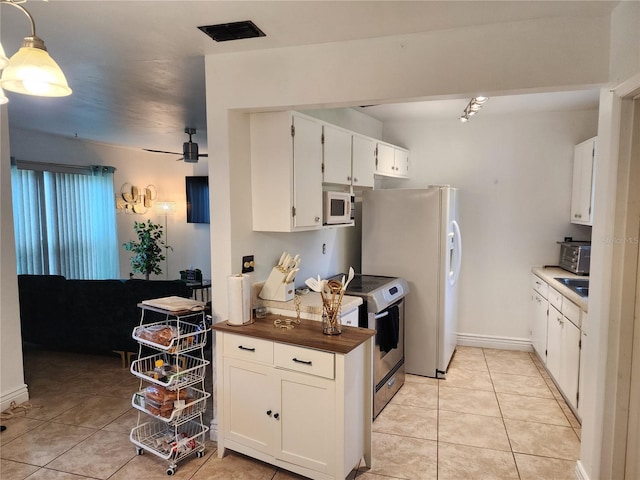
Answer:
1 41 71 97
155 201 177 215
0 88 8 105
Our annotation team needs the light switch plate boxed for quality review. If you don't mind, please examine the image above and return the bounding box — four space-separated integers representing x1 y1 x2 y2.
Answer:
242 255 255 273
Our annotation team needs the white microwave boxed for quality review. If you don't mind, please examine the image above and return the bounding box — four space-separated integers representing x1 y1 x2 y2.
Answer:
323 191 355 225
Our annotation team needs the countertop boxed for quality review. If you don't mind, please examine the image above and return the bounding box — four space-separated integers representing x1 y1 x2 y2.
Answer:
211 314 375 354
255 290 363 316
532 266 588 312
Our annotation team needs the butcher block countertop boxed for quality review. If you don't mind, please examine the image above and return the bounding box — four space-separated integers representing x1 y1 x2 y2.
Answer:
211 314 375 355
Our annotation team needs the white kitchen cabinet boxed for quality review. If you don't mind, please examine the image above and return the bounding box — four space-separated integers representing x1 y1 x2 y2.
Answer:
570 136 596 226
351 134 376 188
531 288 548 361
578 310 588 420
322 124 352 186
530 271 583 414
375 142 409 178
213 320 374 480
546 303 581 410
251 111 324 232
546 305 563 386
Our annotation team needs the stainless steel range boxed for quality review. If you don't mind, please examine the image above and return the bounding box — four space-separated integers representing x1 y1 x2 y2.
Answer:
332 274 409 418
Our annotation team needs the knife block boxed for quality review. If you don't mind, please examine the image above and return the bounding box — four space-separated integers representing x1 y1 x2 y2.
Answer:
259 267 295 302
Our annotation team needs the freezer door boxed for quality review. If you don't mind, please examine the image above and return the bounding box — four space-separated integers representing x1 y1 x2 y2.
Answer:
438 187 461 375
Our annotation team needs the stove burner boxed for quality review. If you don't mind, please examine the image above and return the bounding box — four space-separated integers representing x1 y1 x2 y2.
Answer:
335 274 397 294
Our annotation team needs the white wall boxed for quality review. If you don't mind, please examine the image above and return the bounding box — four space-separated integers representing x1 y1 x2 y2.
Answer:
378 110 597 341
8 128 211 281
0 106 29 412
206 14 610 322
579 3 640 479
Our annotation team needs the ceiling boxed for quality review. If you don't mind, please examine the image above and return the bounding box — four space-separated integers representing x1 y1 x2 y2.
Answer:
1 1 613 156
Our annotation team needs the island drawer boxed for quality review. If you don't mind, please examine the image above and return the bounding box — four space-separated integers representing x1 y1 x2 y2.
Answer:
223 333 274 364
274 343 335 379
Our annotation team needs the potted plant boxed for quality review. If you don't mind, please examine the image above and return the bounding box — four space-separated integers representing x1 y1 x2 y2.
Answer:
123 219 172 280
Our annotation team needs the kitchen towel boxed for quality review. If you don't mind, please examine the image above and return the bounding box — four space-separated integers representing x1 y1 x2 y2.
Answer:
378 305 400 353
227 274 252 325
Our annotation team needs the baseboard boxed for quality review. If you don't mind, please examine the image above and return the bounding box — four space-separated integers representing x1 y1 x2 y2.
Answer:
209 419 218 442
457 333 533 351
1 384 29 413
575 460 590 480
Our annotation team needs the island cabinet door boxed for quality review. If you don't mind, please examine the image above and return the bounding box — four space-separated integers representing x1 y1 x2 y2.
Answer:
223 358 274 456
274 368 336 475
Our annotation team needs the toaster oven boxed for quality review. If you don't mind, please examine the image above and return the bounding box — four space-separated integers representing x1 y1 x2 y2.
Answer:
559 241 591 275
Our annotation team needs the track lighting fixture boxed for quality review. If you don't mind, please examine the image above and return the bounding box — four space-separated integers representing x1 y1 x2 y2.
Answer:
0 0 72 98
459 96 488 123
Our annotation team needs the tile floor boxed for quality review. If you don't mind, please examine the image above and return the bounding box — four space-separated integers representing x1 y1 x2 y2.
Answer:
0 346 581 479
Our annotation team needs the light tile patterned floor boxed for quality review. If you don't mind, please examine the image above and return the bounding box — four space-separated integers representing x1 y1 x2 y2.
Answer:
0 346 581 479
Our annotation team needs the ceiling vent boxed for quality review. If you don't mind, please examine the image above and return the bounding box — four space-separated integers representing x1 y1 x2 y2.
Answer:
198 20 266 42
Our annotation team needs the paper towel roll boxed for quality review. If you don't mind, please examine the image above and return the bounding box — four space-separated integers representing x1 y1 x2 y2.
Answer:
227 274 252 325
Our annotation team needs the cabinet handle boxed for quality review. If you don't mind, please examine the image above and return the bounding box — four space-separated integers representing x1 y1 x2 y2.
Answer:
315 216 320 223
274 413 280 420
353 177 358 183
238 345 256 352
292 357 313 366
347 176 351 181
266 410 272 416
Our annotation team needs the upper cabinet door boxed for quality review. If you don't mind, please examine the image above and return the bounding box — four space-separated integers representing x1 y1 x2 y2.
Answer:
352 135 376 188
292 114 324 229
322 124 352 186
570 136 596 226
394 147 410 178
376 142 395 176
376 142 409 178
250 111 323 232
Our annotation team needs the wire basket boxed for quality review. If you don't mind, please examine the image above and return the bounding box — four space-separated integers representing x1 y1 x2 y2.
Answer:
130 419 209 462
130 353 209 390
132 387 210 425
132 318 209 354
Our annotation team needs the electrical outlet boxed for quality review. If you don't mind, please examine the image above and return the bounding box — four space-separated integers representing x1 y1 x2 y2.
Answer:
242 255 255 273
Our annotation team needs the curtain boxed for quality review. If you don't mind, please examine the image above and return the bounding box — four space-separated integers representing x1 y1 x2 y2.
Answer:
11 164 118 279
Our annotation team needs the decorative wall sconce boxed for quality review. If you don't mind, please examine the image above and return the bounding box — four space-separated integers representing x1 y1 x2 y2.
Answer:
116 183 157 214
459 96 489 123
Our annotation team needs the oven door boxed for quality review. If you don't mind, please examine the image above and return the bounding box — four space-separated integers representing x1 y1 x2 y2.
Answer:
370 299 405 389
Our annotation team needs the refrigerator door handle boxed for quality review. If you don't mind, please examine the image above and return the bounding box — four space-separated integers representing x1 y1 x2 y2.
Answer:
449 220 462 286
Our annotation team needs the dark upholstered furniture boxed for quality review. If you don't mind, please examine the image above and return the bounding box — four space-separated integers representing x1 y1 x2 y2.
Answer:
17 275 191 356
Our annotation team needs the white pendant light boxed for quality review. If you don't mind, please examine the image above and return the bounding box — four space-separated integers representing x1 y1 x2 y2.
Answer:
0 87 8 105
0 1 71 97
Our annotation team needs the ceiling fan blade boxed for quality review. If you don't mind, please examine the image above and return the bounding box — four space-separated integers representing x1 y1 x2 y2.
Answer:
143 148 182 155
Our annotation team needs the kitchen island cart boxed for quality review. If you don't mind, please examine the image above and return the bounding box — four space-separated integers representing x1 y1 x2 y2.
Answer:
129 300 210 476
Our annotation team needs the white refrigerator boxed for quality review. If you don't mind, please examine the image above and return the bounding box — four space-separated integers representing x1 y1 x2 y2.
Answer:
362 186 462 378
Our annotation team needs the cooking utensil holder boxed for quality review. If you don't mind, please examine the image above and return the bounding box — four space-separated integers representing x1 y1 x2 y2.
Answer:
322 296 342 335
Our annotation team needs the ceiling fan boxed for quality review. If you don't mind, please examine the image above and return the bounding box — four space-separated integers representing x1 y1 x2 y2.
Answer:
144 127 209 163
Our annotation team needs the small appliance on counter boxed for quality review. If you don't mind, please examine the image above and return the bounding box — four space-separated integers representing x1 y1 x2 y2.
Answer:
558 241 591 275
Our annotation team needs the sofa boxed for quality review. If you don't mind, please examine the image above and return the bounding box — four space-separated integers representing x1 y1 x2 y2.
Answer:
17 275 192 356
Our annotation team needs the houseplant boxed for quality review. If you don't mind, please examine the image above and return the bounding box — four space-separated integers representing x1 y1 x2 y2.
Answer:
123 219 172 280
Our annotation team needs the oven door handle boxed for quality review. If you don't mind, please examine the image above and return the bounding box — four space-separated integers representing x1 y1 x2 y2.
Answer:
374 311 389 319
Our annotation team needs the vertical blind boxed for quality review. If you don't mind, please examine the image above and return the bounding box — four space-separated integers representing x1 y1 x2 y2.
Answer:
11 163 119 279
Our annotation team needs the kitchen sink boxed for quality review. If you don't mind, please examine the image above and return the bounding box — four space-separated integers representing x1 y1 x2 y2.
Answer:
554 277 589 298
